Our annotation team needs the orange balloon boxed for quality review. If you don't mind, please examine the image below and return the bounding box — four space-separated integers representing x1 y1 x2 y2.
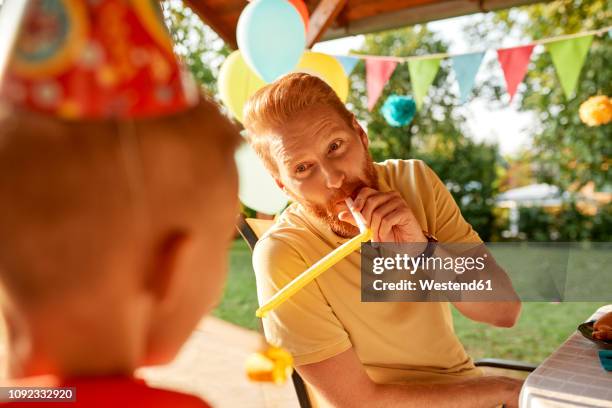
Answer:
288 0 309 33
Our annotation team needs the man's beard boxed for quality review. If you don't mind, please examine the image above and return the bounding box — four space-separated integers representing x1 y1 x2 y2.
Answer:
299 159 379 238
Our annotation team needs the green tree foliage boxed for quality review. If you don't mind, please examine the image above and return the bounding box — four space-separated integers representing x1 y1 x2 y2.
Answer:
420 139 502 241
465 0 611 191
518 202 611 242
162 0 230 96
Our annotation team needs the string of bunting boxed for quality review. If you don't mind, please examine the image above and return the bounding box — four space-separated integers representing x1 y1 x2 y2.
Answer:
331 26 611 111
223 0 611 216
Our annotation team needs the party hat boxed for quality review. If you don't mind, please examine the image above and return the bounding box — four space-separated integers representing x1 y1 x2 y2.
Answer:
0 0 198 120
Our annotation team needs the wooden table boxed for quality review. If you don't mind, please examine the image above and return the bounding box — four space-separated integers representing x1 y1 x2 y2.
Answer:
520 304 612 407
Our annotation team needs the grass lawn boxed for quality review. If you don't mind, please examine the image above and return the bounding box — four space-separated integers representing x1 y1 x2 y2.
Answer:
214 239 608 364
213 239 260 330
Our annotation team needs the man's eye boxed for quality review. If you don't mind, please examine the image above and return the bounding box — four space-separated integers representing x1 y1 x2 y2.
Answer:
329 141 342 152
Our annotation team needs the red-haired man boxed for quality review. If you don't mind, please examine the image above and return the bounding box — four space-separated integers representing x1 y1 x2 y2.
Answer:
244 73 522 408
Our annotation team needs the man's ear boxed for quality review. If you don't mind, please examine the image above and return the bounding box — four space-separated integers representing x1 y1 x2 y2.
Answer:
351 116 369 149
145 231 193 303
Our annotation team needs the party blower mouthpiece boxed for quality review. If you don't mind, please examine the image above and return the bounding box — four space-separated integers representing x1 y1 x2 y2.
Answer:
255 199 372 318
345 197 367 233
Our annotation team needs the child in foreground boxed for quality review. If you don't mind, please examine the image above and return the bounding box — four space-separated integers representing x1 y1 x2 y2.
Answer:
0 1 241 406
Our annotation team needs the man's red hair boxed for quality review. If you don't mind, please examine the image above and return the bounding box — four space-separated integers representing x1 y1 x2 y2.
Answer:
243 73 354 176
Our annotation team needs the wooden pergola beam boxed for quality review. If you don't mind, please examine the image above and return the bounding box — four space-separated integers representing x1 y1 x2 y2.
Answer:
306 0 348 48
320 0 545 41
184 0 238 49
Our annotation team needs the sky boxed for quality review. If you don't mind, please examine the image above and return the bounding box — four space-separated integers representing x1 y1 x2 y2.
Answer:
313 14 538 156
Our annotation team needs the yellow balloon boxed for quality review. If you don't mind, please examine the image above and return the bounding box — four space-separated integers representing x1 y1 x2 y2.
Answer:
294 51 349 103
218 50 267 123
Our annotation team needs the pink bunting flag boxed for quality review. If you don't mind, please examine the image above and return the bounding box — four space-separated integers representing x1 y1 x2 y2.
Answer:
497 44 535 102
366 58 398 111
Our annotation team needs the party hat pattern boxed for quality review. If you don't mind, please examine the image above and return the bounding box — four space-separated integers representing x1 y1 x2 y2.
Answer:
0 0 198 119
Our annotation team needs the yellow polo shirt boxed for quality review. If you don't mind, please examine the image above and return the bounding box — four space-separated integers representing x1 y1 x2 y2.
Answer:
253 159 483 386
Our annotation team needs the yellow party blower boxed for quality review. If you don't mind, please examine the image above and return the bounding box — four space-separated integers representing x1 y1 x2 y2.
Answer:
256 198 372 318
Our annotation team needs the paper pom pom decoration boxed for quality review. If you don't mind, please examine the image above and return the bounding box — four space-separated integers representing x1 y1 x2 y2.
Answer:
579 95 612 127
380 95 417 127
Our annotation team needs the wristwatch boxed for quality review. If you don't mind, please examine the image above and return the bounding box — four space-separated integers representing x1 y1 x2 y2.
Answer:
420 231 438 258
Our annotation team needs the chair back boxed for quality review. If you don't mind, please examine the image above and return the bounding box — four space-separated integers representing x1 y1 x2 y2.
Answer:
234 213 313 408
235 214 275 251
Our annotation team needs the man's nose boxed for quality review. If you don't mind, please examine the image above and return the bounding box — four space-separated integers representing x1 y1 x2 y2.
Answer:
321 164 345 189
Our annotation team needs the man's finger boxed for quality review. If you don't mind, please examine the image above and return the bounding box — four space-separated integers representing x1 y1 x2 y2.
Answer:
360 193 394 226
370 199 402 241
353 187 378 211
378 208 405 241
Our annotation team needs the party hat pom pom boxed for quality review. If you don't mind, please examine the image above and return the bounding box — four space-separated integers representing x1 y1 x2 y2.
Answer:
380 95 416 127
579 95 612 127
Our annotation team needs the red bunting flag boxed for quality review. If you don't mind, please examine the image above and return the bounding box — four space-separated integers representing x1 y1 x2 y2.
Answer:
497 44 535 103
366 58 398 111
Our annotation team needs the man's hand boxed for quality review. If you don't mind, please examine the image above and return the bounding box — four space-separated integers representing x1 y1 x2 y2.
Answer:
338 187 427 243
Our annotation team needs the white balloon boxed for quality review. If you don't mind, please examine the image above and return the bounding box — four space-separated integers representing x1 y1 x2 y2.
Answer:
235 142 289 215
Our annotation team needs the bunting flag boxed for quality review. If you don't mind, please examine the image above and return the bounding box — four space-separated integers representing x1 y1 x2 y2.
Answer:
366 58 397 111
546 35 593 99
408 57 441 110
497 44 535 102
302 27 607 112
451 52 485 104
335 55 360 76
